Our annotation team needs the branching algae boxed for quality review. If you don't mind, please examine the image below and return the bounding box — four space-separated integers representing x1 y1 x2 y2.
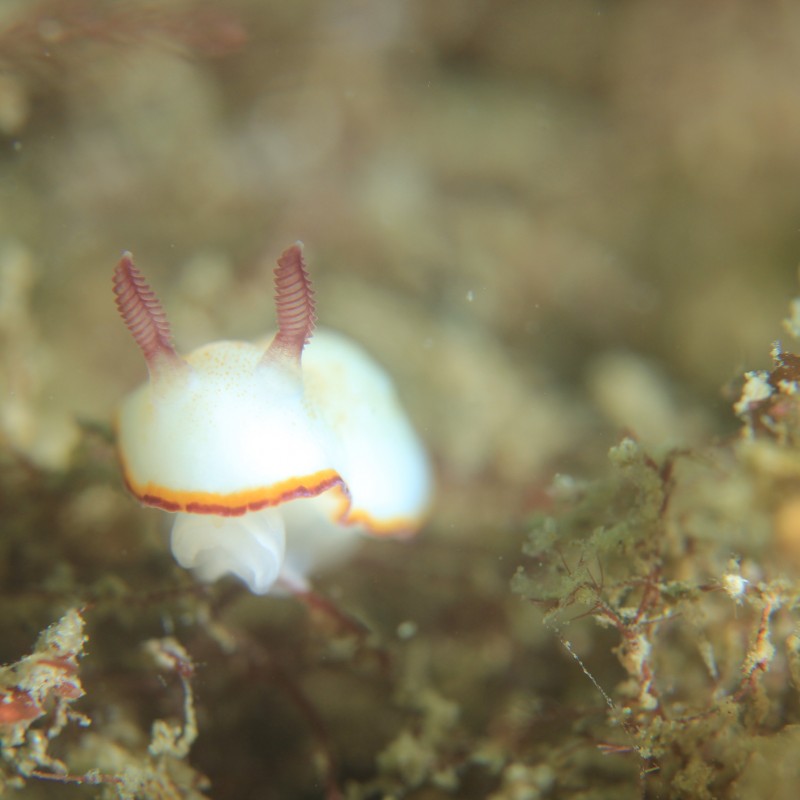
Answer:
512 299 800 797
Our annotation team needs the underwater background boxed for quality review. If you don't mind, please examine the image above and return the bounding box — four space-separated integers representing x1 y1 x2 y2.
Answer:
4 1 800 797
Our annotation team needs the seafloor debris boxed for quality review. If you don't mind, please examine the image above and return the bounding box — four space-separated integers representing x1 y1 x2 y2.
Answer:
0 608 209 798
0 608 88 788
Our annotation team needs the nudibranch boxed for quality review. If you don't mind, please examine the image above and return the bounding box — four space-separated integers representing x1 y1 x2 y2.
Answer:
112 243 431 594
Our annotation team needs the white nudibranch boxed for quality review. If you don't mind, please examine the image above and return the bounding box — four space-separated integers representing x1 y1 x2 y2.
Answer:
112 243 431 594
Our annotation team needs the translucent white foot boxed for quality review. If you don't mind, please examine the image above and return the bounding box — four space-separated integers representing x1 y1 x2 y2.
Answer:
170 507 286 594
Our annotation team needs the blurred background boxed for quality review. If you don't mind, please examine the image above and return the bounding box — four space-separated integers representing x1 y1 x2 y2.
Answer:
4 0 799 483
2 1 800 797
